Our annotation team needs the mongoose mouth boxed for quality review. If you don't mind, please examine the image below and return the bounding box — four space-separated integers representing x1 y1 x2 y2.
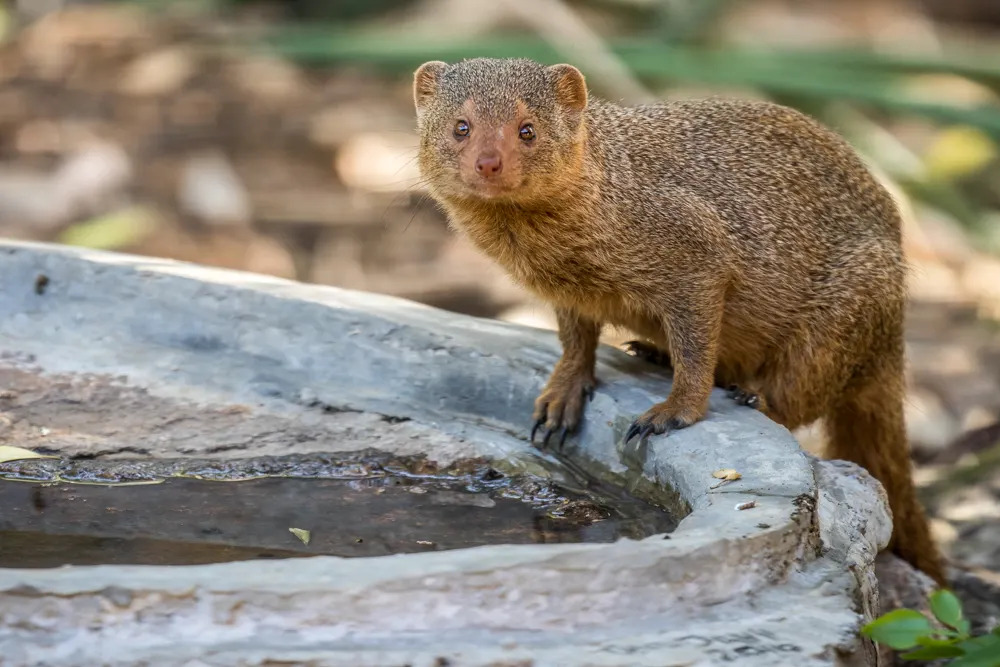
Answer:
471 185 516 199
462 178 523 200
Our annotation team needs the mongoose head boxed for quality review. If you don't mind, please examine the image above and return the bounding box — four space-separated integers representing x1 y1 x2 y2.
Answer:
413 58 588 204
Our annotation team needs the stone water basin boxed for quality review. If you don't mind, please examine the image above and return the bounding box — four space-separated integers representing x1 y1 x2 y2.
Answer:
0 364 675 568
0 242 892 666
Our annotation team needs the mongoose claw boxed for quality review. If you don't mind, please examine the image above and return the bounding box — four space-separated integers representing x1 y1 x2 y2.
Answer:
624 422 655 445
621 340 672 368
624 412 688 446
726 385 762 410
539 425 571 451
530 417 546 444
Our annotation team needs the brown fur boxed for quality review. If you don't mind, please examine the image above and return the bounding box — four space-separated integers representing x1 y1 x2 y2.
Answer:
413 57 945 583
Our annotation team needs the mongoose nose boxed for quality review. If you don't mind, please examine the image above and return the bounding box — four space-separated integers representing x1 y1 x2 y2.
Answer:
475 154 503 177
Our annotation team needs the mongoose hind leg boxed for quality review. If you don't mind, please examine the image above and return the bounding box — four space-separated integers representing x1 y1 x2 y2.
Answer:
753 336 848 431
532 308 601 449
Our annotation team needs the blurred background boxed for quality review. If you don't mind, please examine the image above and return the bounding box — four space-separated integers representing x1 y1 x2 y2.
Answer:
0 0 998 579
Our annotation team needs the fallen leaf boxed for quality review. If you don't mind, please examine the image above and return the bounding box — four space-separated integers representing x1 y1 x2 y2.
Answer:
288 527 311 545
0 445 58 463
712 469 742 481
735 500 757 511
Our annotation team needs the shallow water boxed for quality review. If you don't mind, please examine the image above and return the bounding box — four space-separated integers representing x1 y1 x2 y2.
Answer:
0 363 677 568
0 458 676 567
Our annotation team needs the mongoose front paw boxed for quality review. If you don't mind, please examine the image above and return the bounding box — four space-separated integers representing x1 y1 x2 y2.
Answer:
624 402 700 445
621 340 672 368
531 373 596 449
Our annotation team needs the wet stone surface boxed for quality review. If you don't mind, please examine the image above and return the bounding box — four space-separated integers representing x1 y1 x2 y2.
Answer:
0 363 478 463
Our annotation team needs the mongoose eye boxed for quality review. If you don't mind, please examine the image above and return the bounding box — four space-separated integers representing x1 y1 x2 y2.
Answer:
454 120 470 138
519 124 536 142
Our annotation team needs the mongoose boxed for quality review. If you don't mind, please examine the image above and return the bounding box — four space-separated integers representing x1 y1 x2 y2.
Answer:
412 57 945 584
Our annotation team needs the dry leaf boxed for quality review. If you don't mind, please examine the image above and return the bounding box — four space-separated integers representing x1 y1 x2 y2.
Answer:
0 445 57 464
735 501 757 511
288 527 311 545
712 469 742 481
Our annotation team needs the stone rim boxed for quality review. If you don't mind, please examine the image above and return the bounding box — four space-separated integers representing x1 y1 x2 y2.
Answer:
0 240 817 612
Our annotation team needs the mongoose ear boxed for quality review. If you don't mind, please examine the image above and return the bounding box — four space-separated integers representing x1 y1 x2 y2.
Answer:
413 61 448 110
549 64 587 113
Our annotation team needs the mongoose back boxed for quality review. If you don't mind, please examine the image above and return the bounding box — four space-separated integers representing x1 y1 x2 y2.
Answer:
412 57 945 583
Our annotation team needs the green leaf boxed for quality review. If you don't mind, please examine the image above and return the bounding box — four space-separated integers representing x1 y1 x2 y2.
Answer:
917 636 963 647
900 645 964 661
952 634 1000 667
862 609 935 650
930 589 970 635
57 207 157 251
